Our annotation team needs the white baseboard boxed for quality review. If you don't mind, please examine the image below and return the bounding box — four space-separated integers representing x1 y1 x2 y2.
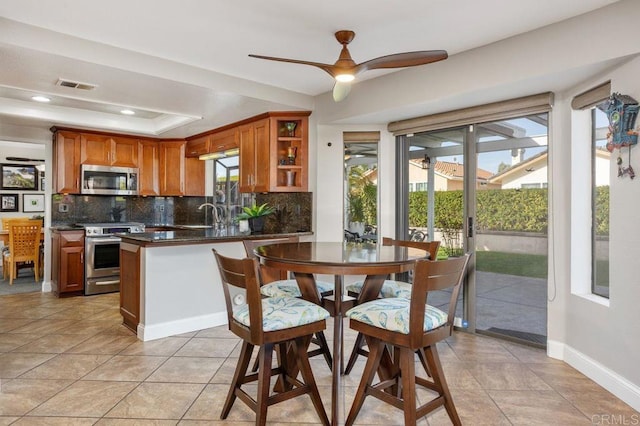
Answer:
548 340 640 412
546 339 565 360
137 312 228 341
41 280 51 292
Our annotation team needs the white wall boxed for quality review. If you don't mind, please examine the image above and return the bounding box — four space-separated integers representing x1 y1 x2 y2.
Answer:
314 124 393 242
557 55 640 410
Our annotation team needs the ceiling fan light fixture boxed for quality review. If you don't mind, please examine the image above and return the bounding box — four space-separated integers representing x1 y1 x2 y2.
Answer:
335 73 355 83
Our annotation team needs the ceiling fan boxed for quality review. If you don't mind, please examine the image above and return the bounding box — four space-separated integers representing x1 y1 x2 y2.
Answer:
249 30 448 102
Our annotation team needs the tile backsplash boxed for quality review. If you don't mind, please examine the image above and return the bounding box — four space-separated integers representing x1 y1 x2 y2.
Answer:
52 192 312 232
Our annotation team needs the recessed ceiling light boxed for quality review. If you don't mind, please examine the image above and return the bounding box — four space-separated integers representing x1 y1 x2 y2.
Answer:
120 109 135 115
31 96 51 103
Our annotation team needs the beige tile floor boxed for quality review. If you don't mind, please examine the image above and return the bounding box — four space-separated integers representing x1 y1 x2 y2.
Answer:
0 291 637 425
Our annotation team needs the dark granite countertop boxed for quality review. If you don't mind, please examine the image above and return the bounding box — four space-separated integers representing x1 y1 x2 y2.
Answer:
119 228 312 247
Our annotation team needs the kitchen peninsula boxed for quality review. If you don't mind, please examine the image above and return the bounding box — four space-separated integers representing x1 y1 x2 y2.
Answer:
119 228 312 341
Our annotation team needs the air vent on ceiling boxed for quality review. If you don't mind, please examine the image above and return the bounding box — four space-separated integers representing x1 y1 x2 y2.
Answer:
56 78 98 91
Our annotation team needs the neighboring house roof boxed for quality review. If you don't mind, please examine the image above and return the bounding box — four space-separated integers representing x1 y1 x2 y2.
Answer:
489 149 610 183
409 159 492 181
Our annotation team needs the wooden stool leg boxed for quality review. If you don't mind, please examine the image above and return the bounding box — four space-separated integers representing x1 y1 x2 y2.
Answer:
344 331 365 374
416 348 432 377
294 336 329 426
425 345 461 426
314 331 333 370
221 341 254 419
345 336 385 426
256 342 274 426
399 347 417 426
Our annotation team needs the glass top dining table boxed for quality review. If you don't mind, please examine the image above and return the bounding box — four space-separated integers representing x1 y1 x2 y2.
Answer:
255 241 430 425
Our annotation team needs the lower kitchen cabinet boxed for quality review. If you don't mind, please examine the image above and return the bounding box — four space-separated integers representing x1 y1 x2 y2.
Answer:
119 242 140 332
51 230 85 296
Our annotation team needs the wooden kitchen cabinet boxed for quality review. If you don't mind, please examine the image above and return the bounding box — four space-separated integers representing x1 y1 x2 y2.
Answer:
53 130 81 194
81 133 139 167
51 230 85 296
112 137 139 167
185 157 205 196
185 134 209 158
159 140 186 195
238 112 310 193
239 118 270 193
120 243 140 332
268 114 309 192
209 127 238 153
138 140 160 196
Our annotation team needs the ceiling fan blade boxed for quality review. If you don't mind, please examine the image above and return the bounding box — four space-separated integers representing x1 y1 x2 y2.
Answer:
356 50 448 73
333 81 352 102
248 54 337 77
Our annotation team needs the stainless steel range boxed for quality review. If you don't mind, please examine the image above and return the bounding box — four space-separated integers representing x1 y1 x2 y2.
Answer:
77 222 145 295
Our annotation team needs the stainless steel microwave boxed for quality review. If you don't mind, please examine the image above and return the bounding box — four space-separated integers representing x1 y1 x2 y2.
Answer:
81 164 139 195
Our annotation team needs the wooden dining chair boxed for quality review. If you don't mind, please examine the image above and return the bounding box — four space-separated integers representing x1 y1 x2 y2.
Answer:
243 237 333 369
213 249 330 426
344 254 470 426
4 219 42 285
344 237 440 374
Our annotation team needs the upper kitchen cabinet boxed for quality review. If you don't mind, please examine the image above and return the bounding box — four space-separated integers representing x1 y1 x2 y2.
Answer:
80 133 139 167
185 157 205 196
239 118 270 193
159 140 186 196
269 113 309 192
157 140 204 196
53 130 81 194
238 111 310 193
185 134 209 158
138 140 160 196
186 127 239 158
210 127 239 154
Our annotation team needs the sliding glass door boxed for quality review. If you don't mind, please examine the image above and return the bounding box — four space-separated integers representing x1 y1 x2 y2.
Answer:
402 113 549 345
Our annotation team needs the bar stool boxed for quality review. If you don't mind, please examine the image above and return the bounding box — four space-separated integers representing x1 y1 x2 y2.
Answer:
213 249 330 426
345 254 470 426
344 237 440 374
243 237 333 369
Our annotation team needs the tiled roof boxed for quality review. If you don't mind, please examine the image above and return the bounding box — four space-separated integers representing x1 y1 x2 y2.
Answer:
410 159 492 180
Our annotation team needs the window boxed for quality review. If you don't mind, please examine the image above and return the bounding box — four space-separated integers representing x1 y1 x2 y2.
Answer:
592 107 610 298
344 136 379 239
521 183 541 189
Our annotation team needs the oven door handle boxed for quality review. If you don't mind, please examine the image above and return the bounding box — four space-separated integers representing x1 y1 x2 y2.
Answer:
87 237 122 244
93 279 120 286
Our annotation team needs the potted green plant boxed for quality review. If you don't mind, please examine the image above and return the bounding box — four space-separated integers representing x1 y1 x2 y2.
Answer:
348 193 365 236
236 203 275 233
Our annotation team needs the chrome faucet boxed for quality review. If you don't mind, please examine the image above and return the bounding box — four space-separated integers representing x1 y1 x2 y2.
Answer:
197 203 221 226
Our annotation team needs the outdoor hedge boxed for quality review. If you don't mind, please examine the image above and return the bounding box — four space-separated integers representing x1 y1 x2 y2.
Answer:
408 187 610 235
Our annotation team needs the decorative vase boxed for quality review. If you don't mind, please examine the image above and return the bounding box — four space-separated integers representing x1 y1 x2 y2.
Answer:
284 122 297 137
285 170 296 186
249 216 266 233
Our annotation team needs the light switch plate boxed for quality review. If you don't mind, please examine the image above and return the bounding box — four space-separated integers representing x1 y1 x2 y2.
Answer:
58 204 69 212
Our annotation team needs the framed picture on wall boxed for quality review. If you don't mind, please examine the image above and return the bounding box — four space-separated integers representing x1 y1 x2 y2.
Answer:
23 194 44 213
0 194 19 212
40 171 45 191
1 164 38 190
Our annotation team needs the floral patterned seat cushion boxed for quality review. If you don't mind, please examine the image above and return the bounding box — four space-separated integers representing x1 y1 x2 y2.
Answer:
345 297 448 334
233 297 330 332
345 279 407 298
260 279 334 298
